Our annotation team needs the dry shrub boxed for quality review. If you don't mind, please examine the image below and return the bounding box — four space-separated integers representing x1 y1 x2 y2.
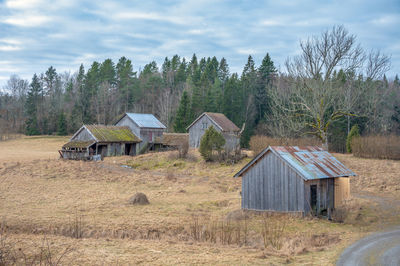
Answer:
331 207 348 223
331 199 365 225
129 192 150 205
68 211 84 239
261 215 288 250
352 135 400 160
178 141 189 158
0 224 73 266
189 215 248 246
250 136 321 156
276 232 341 256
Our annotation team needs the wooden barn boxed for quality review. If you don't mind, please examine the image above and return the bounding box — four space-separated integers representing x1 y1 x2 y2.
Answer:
187 112 241 152
115 113 166 153
60 125 141 160
234 146 355 216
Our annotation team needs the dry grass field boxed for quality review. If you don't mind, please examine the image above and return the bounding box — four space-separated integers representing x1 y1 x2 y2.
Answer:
1 136 400 265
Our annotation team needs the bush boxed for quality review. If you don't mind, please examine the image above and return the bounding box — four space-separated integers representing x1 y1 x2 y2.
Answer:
352 135 400 160
199 126 225 161
178 141 189 158
249 136 321 156
346 125 359 153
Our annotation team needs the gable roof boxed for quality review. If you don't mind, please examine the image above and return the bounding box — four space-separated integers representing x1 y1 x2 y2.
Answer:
72 125 141 143
62 140 96 149
186 112 240 132
122 113 166 129
234 146 356 180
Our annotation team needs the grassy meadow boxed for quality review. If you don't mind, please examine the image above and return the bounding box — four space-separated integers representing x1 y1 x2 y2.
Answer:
0 136 399 265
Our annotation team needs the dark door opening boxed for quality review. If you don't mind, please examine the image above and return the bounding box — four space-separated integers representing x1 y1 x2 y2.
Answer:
97 145 107 159
310 185 317 214
125 144 134 155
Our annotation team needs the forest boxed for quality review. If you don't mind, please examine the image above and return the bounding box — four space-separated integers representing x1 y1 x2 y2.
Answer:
0 26 399 152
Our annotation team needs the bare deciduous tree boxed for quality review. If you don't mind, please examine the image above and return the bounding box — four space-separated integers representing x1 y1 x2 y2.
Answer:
274 25 390 150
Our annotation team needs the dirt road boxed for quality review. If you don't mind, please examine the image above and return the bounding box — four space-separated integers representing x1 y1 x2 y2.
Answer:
337 192 400 266
337 228 400 266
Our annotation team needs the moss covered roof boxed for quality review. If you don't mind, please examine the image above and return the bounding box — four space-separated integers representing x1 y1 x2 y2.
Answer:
85 125 141 143
63 141 95 149
156 133 189 146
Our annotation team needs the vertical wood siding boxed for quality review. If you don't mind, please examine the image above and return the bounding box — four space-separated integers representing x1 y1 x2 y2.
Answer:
72 128 95 141
189 115 240 151
241 151 305 212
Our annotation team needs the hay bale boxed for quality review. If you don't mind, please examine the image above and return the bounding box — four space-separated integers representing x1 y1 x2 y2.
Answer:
129 192 150 205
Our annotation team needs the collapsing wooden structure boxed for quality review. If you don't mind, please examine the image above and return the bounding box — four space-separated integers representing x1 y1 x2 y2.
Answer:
234 146 355 216
115 113 166 153
60 125 141 160
187 112 241 152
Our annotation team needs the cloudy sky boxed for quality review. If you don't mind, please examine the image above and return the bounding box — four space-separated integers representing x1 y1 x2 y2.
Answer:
0 0 399 87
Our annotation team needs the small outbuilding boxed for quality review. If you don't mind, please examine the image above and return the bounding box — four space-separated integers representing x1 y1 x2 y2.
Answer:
115 113 166 153
60 125 141 160
234 146 355 216
187 112 241 152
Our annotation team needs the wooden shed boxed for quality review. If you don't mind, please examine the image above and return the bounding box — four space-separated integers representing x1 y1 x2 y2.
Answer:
60 125 141 160
115 113 166 153
186 112 240 152
234 146 355 215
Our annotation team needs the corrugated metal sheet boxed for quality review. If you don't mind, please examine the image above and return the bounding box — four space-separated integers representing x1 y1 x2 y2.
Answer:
234 146 356 180
272 146 356 180
126 113 166 129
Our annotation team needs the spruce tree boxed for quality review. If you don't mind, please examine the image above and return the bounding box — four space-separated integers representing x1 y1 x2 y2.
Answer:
174 91 191 132
25 74 41 135
346 125 360 153
57 112 68 136
199 126 225 161
256 53 276 122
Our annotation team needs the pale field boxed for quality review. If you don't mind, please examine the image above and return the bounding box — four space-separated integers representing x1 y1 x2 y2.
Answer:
0 136 399 265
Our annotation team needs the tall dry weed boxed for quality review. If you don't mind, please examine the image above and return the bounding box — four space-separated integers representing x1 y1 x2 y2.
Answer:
352 135 400 160
260 215 288 250
250 136 321 156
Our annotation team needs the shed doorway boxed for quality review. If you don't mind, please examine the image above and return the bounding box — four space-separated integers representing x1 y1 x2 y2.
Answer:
310 185 317 213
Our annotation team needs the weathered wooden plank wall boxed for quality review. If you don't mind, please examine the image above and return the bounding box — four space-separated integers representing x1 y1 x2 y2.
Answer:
73 128 95 141
241 151 305 212
189 115 240 151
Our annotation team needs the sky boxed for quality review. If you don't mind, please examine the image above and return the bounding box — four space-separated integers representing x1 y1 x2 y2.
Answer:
0 0 399 87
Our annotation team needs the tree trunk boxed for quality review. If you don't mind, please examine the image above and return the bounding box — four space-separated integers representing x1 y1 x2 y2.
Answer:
321 131 329 151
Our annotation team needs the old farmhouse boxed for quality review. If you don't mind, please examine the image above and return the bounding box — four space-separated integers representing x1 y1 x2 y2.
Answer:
115 113 166 153
60 125 141 160
234 146 355 216
187 112 241 152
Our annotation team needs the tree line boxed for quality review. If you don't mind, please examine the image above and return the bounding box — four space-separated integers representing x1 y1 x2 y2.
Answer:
0 25 399 151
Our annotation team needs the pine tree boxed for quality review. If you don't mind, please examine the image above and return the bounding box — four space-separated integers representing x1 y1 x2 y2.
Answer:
173 91 191 132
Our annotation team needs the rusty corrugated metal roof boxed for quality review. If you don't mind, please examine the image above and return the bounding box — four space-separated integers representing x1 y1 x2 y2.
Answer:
234 146 356 180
